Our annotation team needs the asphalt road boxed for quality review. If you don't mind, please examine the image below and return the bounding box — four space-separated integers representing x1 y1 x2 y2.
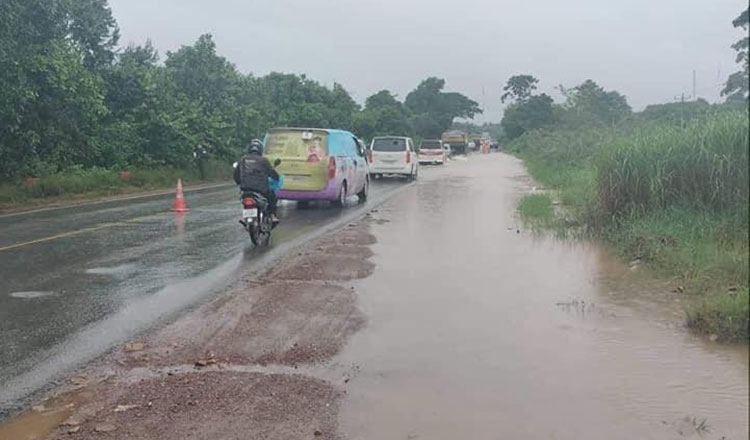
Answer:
0 179 406 415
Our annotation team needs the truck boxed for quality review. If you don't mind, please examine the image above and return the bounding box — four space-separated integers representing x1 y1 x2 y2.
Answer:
441 130 469 155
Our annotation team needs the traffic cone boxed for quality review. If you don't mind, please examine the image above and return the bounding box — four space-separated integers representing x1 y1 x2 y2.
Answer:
172 178 189 212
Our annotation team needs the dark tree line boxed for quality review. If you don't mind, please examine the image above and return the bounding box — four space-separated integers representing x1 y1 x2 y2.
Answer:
0 0 480 181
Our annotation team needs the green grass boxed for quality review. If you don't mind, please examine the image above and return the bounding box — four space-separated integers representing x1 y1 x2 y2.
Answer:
686 288 749 342
0 160 233 210
518 193 555 225
510 111 750 342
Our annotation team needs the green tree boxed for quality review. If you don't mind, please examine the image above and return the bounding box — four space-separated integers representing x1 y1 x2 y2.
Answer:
558 79 631 125
0 0 115 178
405 77 481 138
354 90 414 140
501 75 539 103
722 8 749 101
501 94 555 140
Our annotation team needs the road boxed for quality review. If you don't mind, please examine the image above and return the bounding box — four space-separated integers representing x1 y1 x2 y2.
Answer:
0 179 405 416
1 154 747 440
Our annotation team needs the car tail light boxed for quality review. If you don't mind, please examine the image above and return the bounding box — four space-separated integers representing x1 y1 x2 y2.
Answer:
328 156 336 179
367 149 373 164
242 198 256 208
406 150 411 164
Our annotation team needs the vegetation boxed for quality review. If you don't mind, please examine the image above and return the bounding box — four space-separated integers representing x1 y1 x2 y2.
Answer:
0 0 479 207
505 7 750 342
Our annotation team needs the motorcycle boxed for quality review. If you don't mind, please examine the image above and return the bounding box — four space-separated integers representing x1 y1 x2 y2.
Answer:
235 158 283 246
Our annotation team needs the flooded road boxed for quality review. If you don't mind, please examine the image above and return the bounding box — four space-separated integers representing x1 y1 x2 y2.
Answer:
0 179 405 417
337 154 748 439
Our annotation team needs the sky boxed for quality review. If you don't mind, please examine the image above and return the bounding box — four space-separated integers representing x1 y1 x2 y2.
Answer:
108 0 746 123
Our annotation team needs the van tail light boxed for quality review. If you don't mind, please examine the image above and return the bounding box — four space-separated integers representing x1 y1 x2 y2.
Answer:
328 156 337 179
242 198 256 208
367 149 373 164
406 150 411 164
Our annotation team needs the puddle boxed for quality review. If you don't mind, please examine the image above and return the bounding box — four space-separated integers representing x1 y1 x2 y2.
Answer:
0 388 92 440
336 154 748 439
8 291 55 299
85 263 137 276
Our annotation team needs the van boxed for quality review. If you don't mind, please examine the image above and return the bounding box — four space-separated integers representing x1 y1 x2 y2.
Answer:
418 139 446 165
264 128 369 206
368 136 419 180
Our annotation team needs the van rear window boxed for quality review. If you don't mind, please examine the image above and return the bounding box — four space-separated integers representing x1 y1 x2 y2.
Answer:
265 130 328 161
420 140 441 149
372 138 406 152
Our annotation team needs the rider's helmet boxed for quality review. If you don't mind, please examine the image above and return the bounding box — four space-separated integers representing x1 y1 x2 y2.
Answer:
244 139 263 155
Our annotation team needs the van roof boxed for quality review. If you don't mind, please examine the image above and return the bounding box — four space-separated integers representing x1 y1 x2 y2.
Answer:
268 127 354 136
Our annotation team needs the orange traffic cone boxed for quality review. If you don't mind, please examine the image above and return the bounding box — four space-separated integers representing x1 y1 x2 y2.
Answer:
172 179 189 212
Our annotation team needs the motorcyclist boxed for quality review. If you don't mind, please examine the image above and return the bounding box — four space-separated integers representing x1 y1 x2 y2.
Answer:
234 139 280 223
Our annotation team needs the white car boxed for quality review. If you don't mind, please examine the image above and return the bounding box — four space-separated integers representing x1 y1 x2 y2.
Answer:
369 136 419 180
418 139 446 165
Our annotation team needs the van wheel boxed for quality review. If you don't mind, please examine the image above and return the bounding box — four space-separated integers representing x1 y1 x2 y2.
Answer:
357 177 369 203
332 182 347 207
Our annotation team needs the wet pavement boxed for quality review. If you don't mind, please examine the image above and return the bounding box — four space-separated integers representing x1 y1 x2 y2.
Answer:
337 154 749 439
1 154 747 439
0 179 405 417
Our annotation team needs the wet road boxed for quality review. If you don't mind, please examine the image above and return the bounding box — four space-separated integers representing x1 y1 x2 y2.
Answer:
0 179 405 414
337 154 749 439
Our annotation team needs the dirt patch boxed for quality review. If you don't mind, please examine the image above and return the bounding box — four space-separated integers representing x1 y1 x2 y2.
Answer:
46 372 342 440
262 225 376 282
134 281 364 367
264 254 374 282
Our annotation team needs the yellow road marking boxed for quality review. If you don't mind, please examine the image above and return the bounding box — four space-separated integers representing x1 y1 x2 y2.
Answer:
0 216 151 252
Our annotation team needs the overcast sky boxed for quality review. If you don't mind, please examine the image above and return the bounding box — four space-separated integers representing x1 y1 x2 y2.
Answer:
109 0 746 122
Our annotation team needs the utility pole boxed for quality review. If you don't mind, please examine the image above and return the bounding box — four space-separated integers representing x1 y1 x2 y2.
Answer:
692 70 696 101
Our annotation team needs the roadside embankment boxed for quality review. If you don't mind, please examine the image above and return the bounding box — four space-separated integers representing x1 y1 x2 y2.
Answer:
0 160 231 212
512 111 749 342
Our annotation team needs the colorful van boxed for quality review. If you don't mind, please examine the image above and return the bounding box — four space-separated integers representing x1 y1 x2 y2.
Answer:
263 128 370 206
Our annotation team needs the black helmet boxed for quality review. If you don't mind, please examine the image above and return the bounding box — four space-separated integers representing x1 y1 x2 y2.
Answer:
244 139 263 155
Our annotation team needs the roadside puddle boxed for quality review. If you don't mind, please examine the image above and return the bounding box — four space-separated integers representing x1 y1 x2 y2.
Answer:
0 388 92 440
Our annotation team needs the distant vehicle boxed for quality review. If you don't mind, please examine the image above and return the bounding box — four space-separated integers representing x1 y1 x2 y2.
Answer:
490 141 500 151
264 128 369 207
418 139 446 165
369 136 419 180
441 130 468 155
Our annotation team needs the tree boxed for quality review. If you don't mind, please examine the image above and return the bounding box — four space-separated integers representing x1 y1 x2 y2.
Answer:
354 90 414 140
0 0 114 178
501 75 539 103
500 94 555 140
405 77 481 138
722 8 749 101
558 79 631 125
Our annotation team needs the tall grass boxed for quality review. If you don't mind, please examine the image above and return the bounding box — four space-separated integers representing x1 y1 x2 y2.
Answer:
596 112 749 221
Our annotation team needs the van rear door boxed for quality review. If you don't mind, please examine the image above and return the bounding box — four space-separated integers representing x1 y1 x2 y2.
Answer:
372 138 409 169
265 129 329 191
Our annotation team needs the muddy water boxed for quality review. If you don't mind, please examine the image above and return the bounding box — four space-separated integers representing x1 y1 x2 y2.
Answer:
337 154 748 439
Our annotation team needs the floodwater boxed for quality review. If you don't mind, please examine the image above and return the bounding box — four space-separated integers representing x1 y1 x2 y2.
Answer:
337 154 748 439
